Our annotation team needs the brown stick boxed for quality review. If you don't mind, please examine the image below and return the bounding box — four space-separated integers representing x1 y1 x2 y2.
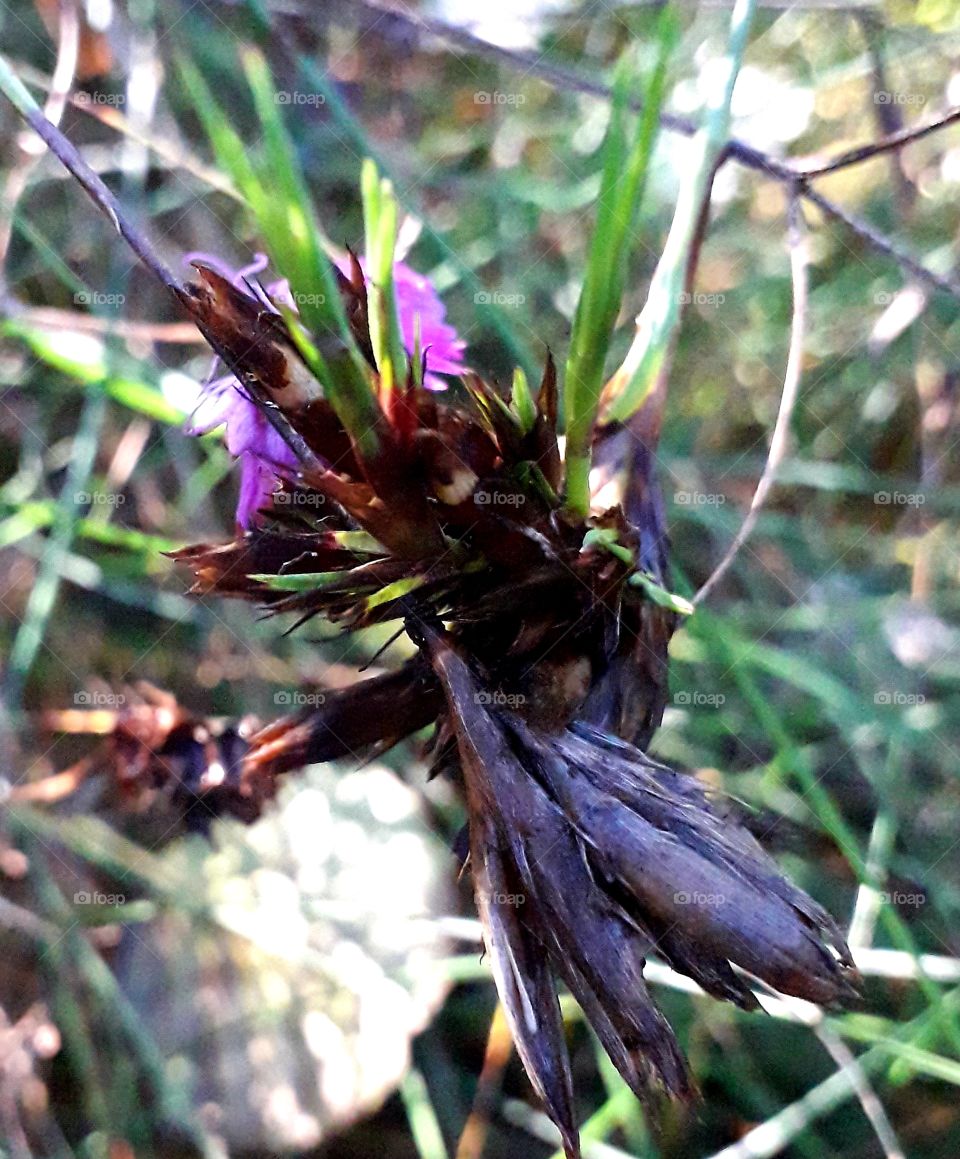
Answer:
455 1002 514 1159
796 105 960 180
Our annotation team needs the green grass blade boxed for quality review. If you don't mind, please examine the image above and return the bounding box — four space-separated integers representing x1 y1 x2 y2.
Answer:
362 160 407 397
603 0 758 425
179 53 387 462
562 12 675 517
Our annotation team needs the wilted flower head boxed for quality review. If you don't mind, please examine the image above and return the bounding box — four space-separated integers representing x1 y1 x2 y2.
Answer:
171 262 858 1153
74 169 857 1159
184 251 465 526
420 625 856 1155
16 53 861 1159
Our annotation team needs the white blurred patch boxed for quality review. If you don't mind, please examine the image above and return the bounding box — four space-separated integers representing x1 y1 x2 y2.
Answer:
435 0 568 49
159 369 202 418
675 62 814 150
868 285 927 356
44 329 105 368
884 599 960 678
116 761 454 1152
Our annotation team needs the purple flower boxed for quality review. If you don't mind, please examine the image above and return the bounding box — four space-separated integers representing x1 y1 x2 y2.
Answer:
185 252 466 527
392 263 466 384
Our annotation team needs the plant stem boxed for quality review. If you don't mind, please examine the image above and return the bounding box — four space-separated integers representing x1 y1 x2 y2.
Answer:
602 0 758 426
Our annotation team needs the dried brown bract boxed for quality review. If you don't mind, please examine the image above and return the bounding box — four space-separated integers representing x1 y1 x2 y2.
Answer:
158 259 860 1157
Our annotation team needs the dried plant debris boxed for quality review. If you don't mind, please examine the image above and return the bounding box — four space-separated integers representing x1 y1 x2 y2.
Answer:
3 81 861 1156
163 258 858 1153
0 1003 62 1155
16 249 860 1158
32 682 264 832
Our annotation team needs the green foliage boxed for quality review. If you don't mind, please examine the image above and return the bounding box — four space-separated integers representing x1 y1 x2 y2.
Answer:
180 50 385 457
1 1 960 1157
362 159 407 396
562 10 676 515
603 0 759 426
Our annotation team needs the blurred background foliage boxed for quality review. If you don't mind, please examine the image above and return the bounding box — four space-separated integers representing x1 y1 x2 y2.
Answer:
1 1 960 1157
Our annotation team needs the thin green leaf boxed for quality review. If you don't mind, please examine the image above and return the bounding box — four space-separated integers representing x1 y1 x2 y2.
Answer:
512 366 537 434
628 571 696 615
364 574 425 611
603 0 759 423
249 571 344 592
362 159 407 397
179 53 387 462
6 324 185 424
562 11 676 517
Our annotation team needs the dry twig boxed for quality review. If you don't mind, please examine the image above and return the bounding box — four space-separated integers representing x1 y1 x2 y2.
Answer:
694 191 809 605
337 0 960 300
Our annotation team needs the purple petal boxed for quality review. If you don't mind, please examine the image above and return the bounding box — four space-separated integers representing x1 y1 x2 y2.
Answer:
340 258 467 385
185 375 238 436
393 261 467 380
235 454 275 529
185 251 466 525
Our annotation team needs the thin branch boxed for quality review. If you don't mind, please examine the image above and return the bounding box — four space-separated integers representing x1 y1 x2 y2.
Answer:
15 4 960 310
346 0 960 182
455 1002 513 1159
9 57 239 197
855 8 915 214
0 52 326 476
694 190 809 606
0 53 179 294
703 1065 867 1159
0 0 79 273
802 183 960 297
335 0 960 301
847 805 898 952
8 757 96 804
816 1025 905 1159
797 105 960 180
33 0 78 146
2 297 205 342
0 896 61 944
